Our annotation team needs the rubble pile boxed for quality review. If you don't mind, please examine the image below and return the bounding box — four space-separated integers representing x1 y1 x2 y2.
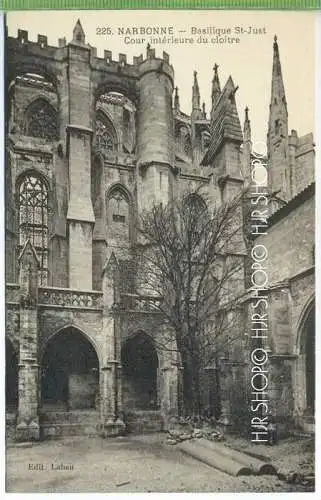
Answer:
166 416 225 445
277 458 315 489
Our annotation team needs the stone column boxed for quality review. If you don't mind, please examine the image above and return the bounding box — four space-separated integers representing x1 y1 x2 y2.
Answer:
114 315 124 425
16 240 40 441
294 354 306 412
100 252 125 436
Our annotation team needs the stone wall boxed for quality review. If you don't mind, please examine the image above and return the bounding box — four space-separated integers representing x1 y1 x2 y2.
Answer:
252 187 315 431
264 191 314 286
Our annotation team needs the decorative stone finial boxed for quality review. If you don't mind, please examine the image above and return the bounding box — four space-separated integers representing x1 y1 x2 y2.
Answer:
273 35 278 51
174 86 180 111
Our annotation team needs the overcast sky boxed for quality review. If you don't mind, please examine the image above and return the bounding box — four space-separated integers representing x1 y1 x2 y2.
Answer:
6 10 316 145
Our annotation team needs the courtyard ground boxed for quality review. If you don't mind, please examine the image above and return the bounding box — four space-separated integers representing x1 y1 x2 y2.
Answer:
5 433 314 493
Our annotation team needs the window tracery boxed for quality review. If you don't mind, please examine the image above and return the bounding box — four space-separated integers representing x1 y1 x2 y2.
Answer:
18 173 49 285
95 114 117 153
25 99 58 140
184 193 207 214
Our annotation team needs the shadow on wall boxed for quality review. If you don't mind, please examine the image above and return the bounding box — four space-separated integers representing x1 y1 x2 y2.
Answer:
40 328 99 411
121 333 159 410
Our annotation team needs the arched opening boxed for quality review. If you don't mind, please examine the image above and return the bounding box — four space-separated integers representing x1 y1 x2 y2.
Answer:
295 299 315 422
94 90 136 155
8 72 59 138
94 110 117 153
24 98 58 140
106 185 131 243
121 333 158 410
17 171 49 286
301 304 315 413
6 339 18 412
41 328 99 411
183 193 207 214
182 193 208 242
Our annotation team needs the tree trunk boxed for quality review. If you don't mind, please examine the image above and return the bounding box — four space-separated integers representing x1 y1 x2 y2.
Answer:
181 350 202 417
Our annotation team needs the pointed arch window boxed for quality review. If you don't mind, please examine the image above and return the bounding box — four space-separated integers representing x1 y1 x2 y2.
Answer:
183 193 207 244
18 173 49 285
107 187 130 242
95 112 117 153
25 99 58 140
184 193 207 214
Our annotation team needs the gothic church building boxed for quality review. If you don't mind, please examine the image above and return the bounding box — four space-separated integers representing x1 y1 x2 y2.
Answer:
5 21 315 440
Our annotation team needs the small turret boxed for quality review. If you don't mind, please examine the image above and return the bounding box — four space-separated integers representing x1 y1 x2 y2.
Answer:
72 19 85 44
136 45 175 210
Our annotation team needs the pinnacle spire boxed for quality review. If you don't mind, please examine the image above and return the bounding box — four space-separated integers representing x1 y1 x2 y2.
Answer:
242 106 252 182
271 34 286 107
174 86 180 111
192 70 201 112
73 19 85 44
244 106 251 142
211 63 221 119
202 102 206 119
268 34 288 139
267 35 289 200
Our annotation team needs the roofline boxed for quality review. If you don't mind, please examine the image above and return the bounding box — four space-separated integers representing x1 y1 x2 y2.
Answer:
268 182 315 227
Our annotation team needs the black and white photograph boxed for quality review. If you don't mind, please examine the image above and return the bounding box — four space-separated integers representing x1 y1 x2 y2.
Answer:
3 9 316 494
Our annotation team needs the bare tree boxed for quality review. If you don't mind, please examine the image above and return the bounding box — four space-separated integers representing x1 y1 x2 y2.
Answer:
134 189 248 416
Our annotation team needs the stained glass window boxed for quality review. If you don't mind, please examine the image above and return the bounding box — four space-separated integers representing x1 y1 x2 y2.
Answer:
25 99 58 140
18 173 48 285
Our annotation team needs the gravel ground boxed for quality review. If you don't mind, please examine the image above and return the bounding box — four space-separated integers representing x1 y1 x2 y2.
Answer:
5 433 314 493
224 434 315 477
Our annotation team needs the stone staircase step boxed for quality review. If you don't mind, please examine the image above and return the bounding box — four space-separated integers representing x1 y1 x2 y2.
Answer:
125 410 164 434
39 409 99 425
39 409 100 438
40 422 100 439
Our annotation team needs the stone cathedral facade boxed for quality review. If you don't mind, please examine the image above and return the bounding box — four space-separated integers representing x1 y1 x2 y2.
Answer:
5 21 315 441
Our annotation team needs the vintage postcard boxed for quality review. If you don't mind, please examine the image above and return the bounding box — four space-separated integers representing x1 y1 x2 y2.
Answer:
2 4 318 495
